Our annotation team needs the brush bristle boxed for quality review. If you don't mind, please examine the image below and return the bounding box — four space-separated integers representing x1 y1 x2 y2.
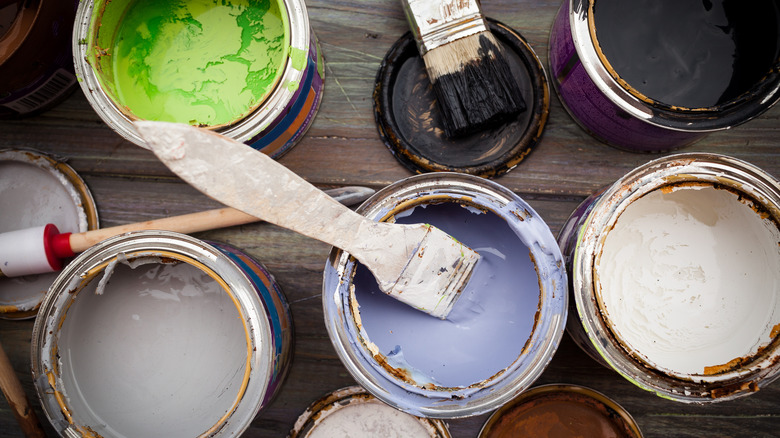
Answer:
423 32 526 138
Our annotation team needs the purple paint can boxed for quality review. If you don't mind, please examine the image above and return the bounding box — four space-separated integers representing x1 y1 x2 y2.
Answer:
323 173 567 418
549 0 780 152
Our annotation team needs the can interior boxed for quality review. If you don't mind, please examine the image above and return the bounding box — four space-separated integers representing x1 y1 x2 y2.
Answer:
594 182 780 379
349 197 542 391
86 0 290 128
588 0 780 111
51 254 251 436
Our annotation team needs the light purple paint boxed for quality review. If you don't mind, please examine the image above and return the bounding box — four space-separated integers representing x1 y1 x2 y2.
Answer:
353 202 540 387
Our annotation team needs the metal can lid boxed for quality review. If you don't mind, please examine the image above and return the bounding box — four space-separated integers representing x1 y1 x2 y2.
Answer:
373 18 549 179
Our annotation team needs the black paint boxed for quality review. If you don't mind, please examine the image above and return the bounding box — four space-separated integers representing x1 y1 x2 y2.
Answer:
431 34 527 138
593 0 780 108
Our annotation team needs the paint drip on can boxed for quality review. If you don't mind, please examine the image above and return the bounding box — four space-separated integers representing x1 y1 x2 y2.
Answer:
0 1 79 117
0 149 98 319
549 0 780 152
31 231 293 437
558 153 780 402
74 0 324 158
323 173 567 418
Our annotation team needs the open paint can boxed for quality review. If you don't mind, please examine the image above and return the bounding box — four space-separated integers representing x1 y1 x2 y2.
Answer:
0 1 79 117
0 149 98 319
73 0 323 158
558 153 780 402
31 231 293 436
288 386 450 438
478 384 642 437
323 173 567 418
549 0 780 152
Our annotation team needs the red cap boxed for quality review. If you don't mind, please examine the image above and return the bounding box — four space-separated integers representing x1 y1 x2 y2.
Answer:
49 228 75 260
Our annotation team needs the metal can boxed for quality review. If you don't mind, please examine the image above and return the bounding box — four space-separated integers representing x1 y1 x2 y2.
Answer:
73 0 323 158
0 1 79 118
549 0 780 152
288 386 451 438
323 173 567 418
31 231 293 437
558 153 780 402
0 149 98 319
478 384 642 437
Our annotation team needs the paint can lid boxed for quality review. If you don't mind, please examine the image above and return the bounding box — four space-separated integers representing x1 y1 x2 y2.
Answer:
478 384 643 438
373 18 549 179
288 386 451 438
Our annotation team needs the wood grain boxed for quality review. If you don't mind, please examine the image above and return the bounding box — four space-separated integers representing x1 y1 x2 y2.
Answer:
1 0 778 437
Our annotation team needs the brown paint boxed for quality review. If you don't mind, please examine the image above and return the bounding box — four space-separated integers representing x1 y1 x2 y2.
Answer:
481 388 638 438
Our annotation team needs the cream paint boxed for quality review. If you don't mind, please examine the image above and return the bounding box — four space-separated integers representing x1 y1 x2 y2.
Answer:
56 259 248 437
308 400 432 438
0 159 86 310
596 185 780 376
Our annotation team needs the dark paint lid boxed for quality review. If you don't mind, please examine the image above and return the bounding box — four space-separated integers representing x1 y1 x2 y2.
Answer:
373 18 549 179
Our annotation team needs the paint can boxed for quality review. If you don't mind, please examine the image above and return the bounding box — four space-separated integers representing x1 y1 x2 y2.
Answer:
323 172 567 418
288 386 450 438
31 230 293 436
374 18 549 178
73 0 324 158
558 153 780 402
549 0 780 152
0 1 79 118
478 384 642 438
0 149 98 319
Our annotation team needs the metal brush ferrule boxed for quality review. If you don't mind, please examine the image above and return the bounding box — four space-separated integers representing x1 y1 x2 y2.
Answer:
401 0 489 54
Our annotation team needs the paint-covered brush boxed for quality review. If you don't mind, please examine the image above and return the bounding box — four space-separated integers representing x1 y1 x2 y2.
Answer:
134 121 481 319
401 0 526 137
0 186 374 278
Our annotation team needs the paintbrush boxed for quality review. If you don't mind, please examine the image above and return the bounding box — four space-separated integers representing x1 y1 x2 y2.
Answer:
0 186 374 278
401 0 526 137
133 121 481 319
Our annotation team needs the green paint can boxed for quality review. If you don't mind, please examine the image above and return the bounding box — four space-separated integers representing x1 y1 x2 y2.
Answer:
74 0 323 158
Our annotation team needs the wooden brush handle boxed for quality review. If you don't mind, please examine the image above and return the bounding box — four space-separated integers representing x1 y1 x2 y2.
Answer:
0 343 45 438
68 207 255 254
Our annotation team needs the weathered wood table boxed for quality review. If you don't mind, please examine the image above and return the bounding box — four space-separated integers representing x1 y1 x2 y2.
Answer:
1 0 779 436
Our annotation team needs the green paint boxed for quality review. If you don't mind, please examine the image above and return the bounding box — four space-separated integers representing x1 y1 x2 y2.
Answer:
288 46 307 71
285 80 299 92
103 0 288 126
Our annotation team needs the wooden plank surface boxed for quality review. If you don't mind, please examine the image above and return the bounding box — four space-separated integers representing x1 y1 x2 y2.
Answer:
1 0 779 437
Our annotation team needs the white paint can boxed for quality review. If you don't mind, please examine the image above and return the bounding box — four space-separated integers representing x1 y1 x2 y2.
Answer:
0 149 98 319
288 386 450 438
31 231 293 436
559 153 780 402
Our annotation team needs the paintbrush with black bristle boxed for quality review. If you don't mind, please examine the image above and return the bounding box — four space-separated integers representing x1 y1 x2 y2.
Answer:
401 0 526 138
